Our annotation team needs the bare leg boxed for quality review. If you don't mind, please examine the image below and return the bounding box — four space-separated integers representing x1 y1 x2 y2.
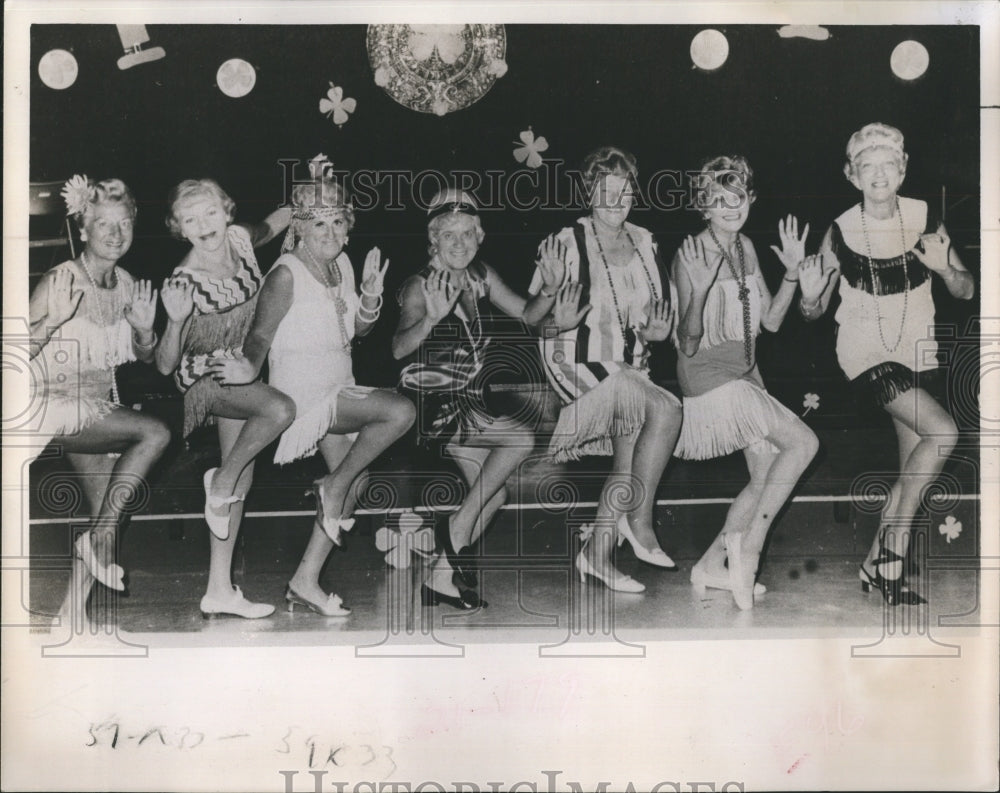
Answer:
206 382 295 499
582 434 635 575
447 446 508 545
862 388 958 583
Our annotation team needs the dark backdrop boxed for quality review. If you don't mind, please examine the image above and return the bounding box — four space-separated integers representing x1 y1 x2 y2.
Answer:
28 24 981 422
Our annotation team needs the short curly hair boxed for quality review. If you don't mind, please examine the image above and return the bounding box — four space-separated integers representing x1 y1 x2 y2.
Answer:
72 178 138 230
165 179 237 239
580 146 639 206
691 155 756 215
290 175 355 232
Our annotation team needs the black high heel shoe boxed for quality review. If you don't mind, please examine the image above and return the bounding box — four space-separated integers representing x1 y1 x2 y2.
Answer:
433 511 477 589
859 541 926 606
420 584 487 610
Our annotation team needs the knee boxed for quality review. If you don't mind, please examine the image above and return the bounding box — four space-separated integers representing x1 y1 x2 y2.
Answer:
390 396 417 431
500 427 535 457
932 416 959 457
268 394 297 430
646 390 682 428
798 426 820 461
142 419 172 455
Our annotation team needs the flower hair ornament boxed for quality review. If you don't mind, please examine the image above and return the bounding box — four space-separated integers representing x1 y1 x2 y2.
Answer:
61 174 93 217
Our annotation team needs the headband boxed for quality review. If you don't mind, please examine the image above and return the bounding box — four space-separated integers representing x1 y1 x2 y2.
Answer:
427 200 479 221
846 126 905 162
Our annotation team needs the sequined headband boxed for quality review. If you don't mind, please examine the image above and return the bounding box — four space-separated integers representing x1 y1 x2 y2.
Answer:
427 201 478 221
291 204 352 220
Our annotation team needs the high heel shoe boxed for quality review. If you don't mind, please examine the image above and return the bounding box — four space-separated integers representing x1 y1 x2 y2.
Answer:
724 532 756 611
74 531 125 592
200 586 276 619
203 468 242 541
285 584 351 617
420 583 486 610
690 563 766 597
433 510 477 589
315 480 355 545
575 548 645 593
615 515 678 570
859 541 926 606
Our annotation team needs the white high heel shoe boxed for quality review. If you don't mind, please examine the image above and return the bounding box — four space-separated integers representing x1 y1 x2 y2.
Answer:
691 563 766 597
74 532 125 592
724 532 757 611
575 548 645 593
203 468 242 541
315 480 355 545
616 515 678 570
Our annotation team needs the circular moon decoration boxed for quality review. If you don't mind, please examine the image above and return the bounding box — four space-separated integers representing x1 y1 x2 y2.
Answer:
690 29 729 71
367 24 507 116
891 40 929 81
216 58 257 98
38 49 79 90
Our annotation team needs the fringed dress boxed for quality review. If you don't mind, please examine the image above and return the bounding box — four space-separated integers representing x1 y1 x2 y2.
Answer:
171 225 262 437
31 261 136 448
829 197 942 407
268 252 373 465
673 260 796 460
529 219 681 462
397 259 498 448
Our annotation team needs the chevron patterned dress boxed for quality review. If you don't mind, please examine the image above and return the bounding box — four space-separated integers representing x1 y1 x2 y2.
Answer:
171 225 263 436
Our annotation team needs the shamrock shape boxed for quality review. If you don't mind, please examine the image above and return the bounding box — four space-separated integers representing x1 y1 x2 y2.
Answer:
938 515 962 544
375 510 435 568
513 128 549 169
801 392 820 416
319 83 356 127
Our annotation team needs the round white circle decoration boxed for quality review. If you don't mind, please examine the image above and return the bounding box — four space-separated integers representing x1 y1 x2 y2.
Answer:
216 58 257 98
891 40 929 80
367 24 507 116
38 49 79 90
690 29 729 71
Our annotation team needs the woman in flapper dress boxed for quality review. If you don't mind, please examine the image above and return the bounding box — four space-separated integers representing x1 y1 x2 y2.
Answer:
155 178 294 618
523 147 683 594
800 123 974 606
208 156 415 617
672 155 819 610
29 176 171 610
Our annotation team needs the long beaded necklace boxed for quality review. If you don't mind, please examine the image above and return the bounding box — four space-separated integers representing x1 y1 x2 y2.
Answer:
78 251 122 405
589 220 660 356
706 225 753 365
299 243 351 351
443 267 484 363
859 197 909 353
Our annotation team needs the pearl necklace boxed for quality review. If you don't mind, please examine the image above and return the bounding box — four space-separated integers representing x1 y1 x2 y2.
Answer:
298 244 351 351
706 225 753 365
859 197 909 353
79 251 121 404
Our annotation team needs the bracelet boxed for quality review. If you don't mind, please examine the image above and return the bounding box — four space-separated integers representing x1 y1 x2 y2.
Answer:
357 306 381 322
133 331 158 350
539 286 558 298
783 275 799 284
361 284 384 299
799 297 821 316
361 294 384 311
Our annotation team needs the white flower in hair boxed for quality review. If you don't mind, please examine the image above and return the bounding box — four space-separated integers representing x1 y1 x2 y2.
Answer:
308 153 335 179
61 174 92 216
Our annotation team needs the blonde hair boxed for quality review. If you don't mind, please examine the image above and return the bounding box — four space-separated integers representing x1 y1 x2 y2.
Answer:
691 155 756 215
843 122 908 181
165 179 237 239
72 178 138 230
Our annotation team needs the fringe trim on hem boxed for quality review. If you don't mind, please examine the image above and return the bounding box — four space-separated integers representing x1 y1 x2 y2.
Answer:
34 395 117 448
548 369 676 462
854 361 917 408
273 385 371 465
675 379 794 460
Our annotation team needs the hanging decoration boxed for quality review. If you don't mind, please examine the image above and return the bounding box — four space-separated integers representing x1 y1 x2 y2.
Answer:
800 392 820 417
367 24 507 116
690 29 729 71
891 40 930 81
777 25 831 41
115 25 166 70
216 58 257 98
513 127 549 169
319 83 357 127
38 49 79 90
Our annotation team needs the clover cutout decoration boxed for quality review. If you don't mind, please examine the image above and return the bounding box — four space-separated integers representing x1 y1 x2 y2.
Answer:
320 83 356 127
375 511 435 568
938 515 962 544
801 392 820 416
513 128 549 169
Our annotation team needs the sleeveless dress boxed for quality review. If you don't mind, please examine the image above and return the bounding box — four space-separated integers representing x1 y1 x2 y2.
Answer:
672 253 796 460
170 225 262 436
31 261 137 448
528 218 680 461
268 252 373 464
397 259 498 448
829 197 941 407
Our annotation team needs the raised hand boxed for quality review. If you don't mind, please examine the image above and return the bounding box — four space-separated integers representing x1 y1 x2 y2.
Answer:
161 277 194 323
913 230 952 273
769 214 809 275
124 279 157 332
361 246 390 295
536 235 567 293
205 351 258 386
798 253 835 304
421 269 460 324
640 299 673 342
678 235 723 295
552 283 591 331
45 267 84 327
